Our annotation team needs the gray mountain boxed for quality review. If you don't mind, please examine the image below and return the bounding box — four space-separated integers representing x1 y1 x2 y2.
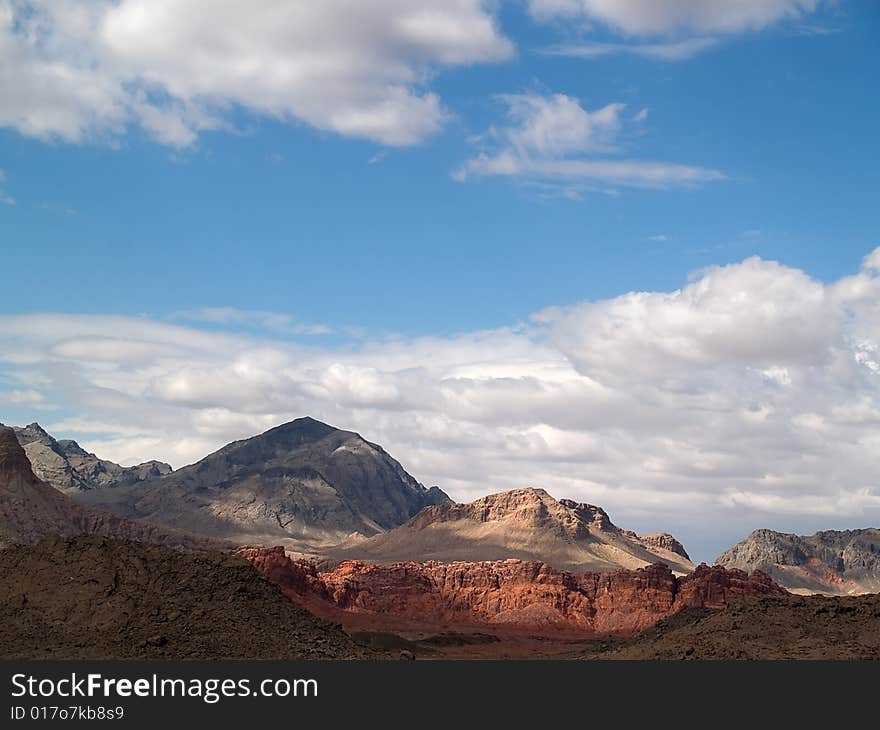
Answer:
716 528 880 595
13 423 171 493
74 417 450 552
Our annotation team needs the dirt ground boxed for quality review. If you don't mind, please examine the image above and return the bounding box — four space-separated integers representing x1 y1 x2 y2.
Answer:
587 593 880 660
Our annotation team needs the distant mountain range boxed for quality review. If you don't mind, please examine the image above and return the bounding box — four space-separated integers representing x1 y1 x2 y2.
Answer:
13 423 171 492
716 528 880 595
73 417 449 552
8 418 879 594
327 487 694 574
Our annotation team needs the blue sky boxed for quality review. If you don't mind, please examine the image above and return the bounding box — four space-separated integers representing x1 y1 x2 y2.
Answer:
1 1 879 560
2 1 876 335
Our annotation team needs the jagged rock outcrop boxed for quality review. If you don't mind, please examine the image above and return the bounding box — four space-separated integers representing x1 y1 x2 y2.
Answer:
14 423 171 492
327 488 694 574
239 545 782 636
0 424 221 552
629 532 690 560
716 528 880 595
75 417 450 551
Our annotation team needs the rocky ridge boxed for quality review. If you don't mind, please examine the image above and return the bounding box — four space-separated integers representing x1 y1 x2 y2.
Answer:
14 423 171 492
716 527 880 595
0 424 221 551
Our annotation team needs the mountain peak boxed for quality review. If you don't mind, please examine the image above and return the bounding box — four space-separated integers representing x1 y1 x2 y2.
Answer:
77 416 450 549
330 486 694 574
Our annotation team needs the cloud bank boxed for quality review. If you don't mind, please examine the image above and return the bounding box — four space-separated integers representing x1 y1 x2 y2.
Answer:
2 250 879 558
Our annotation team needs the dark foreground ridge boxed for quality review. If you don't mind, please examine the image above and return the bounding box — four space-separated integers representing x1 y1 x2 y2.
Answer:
0 535 372 660
593 592 880 660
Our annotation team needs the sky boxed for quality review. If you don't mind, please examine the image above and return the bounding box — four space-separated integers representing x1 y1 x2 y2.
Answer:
1 1 879 562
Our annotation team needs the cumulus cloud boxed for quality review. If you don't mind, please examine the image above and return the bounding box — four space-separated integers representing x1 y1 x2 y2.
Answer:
454 93 724 192
0 0 513 147
2 250 880 558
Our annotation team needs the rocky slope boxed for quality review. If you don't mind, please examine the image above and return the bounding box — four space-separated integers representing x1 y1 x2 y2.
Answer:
14 423 171 492
0 424 221 551
594 592 880 660
75 417 449 552
0 535 371 659
327 488 693 574
716 528 880 595
239 545 782 636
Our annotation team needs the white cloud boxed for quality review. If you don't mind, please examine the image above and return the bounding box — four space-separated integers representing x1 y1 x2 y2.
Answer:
530 1 822 62
0 0 513 147
529 0 820 35
454 92 724 192
542 37 719 61
2 249 880 559
173 307 331 336
0 168 13 205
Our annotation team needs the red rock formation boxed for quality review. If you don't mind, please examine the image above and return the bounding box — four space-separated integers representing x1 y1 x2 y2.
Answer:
237 546 785 636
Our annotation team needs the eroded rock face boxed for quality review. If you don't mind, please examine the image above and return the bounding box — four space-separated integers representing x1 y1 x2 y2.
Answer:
14 423 171 493
635 533 691 561
238 545 783 636
717 528 880 595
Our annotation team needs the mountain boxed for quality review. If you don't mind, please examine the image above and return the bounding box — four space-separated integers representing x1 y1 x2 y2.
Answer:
74 417 450 551
0 424 219 551
326 487 694 574
241 546 781 637
715 528 880 595
13 422 171 492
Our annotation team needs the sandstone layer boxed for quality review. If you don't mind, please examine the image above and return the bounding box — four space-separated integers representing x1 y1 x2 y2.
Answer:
240 545 782 636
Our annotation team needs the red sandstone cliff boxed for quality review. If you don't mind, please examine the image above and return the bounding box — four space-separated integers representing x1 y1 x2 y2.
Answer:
238 546 784 636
